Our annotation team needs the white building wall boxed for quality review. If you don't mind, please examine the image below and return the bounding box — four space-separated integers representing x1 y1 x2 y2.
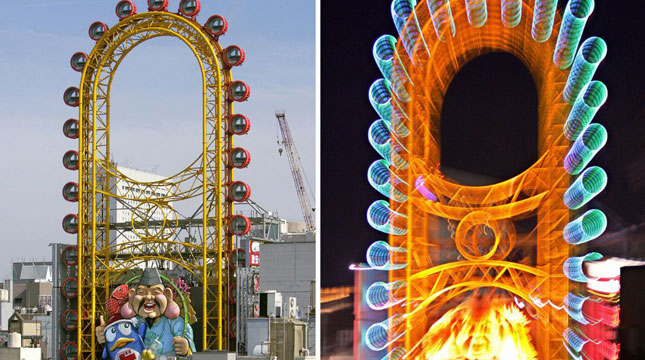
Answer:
0 302 13 331
34 314 52 359
259 241 315 317
0 347 42 360
286 221 307 233
108 166 175 267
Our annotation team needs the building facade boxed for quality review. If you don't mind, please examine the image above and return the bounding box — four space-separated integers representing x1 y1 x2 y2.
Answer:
109 166 175 249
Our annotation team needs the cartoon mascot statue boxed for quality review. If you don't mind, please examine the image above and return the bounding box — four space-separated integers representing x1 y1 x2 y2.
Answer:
97 268 196 359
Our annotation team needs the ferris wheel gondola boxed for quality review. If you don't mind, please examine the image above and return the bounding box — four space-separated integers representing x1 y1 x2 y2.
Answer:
228 114 250 135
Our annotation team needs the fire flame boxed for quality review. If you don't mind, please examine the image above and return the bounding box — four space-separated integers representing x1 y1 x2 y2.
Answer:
419 296 537 360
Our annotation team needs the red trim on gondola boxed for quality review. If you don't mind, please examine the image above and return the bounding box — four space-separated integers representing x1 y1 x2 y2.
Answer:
63 118 79 139
228 181 251 202
62 182 79 202
229 316 237 338
222 45 246 67
63 150 79 170
63 87 80 107
229 283 237 304
61 277 79 299
115 0 137 20
178 0 201 17
62 214 79 234
205 15 228 36
61 341 78 360
228 248 247 270
228 215 251 236
61 309 79 331
69 52 88 72
228 147 251 168
62 245 79 266
147 0 169 11
228 81 250 102
228 114 250 135
88 21 108 41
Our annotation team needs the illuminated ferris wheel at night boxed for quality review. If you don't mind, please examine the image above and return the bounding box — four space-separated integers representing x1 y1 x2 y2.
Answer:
359 0 613 359
60 1 252 358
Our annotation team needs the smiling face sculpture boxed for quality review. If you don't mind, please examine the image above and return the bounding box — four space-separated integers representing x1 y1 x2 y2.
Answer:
131 283 170 319
126 268 180 321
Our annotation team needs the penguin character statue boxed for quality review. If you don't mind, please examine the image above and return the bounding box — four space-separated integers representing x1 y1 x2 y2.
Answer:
103 319 154 360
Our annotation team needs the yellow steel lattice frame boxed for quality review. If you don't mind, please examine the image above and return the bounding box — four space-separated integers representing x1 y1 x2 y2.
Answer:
389 2 574 359
76 12 234 359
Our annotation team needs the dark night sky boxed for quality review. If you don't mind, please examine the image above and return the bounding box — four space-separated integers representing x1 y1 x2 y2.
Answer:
321 1 645 287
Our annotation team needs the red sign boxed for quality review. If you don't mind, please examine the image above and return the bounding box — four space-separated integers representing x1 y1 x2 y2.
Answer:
249 241 260 266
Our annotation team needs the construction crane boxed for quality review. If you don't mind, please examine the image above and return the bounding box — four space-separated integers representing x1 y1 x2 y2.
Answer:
275 109 315 231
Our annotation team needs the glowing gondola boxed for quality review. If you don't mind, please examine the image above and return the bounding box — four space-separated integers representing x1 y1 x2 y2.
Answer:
366 240 407 270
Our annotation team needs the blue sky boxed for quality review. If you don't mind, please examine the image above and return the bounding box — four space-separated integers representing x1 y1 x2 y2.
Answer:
0 0 315 278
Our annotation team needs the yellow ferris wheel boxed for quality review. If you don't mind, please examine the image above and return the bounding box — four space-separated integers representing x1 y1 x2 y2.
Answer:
60 1 253 358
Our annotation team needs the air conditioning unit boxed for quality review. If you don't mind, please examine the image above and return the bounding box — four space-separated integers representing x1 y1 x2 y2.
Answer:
260 291 282 318
287 297 298 318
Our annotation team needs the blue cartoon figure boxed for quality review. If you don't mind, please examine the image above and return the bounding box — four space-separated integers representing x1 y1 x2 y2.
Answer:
103 319 154 360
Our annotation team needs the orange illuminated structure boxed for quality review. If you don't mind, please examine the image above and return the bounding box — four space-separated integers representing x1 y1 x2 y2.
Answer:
419 296 537 360
362 0 609 359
